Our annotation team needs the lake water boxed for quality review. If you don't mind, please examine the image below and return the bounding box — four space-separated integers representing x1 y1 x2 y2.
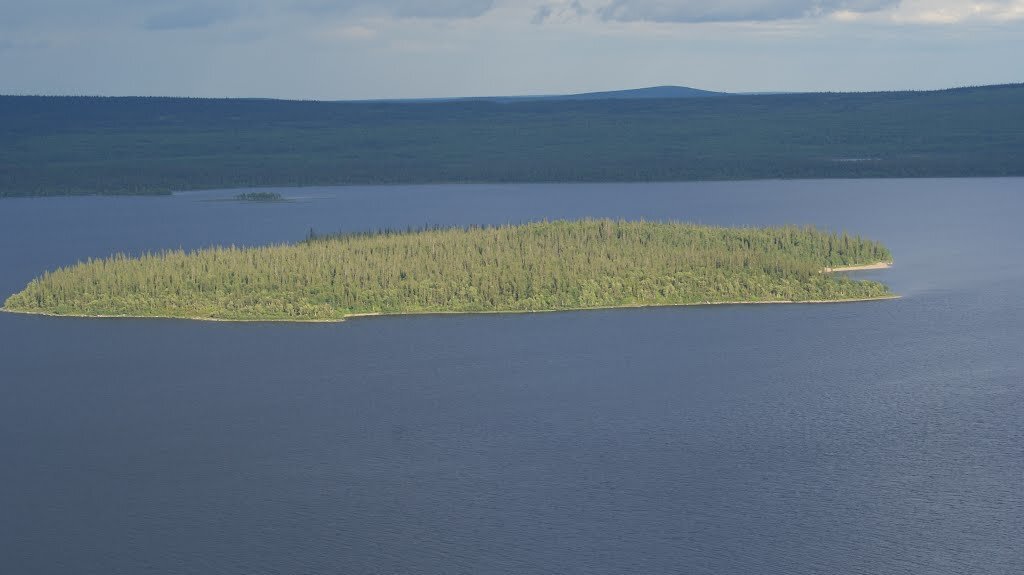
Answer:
1 179 1021 575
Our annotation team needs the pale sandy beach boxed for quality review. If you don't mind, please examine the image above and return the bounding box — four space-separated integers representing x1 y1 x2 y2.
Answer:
823 262 893 273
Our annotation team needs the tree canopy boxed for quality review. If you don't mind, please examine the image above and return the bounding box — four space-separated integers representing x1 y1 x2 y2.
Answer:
4 220 894 321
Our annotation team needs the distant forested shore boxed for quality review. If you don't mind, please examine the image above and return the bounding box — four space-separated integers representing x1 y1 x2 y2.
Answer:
1 84 1022 196
3 220 894 321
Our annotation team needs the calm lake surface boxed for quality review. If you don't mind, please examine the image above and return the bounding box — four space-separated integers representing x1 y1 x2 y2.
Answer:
1 179 1021 575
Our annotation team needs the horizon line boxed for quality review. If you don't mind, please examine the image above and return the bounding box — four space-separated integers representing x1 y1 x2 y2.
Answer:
1 82 1022 103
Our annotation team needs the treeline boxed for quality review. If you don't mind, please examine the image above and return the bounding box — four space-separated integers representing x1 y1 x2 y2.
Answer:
1 84 1023 196
4 220 893 321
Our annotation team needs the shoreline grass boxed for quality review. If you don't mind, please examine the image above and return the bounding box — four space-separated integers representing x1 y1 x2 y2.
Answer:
1 292 901 323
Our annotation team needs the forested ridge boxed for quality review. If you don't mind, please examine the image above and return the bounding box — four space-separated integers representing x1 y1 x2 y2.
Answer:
4 220 894 321
2 84 1023 196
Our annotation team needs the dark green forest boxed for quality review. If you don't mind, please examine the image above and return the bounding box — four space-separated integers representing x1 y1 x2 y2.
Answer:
1 84 1022 196
3 220 894 321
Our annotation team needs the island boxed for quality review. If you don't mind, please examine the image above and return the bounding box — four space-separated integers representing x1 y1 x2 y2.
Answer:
233 191 285 202
2 220 894 322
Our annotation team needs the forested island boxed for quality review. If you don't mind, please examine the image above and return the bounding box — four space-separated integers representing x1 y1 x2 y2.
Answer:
3 220 894 321
2 84 1023 196
234 192 285 202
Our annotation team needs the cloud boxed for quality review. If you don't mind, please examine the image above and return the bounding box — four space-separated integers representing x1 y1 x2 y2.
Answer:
145 4 240 30
0 0 247 33
532 0 589 24
551 0 1024 24
392 0 496 18
320 24 379 40
887 0 1024 24
293 0 496 19
594 0 900 23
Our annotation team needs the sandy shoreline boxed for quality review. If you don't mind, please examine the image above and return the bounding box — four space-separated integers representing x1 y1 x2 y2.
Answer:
1 294 901 324
823 262 893 273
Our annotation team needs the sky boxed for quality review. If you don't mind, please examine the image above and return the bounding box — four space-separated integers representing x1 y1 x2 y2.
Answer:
0 0 1021 99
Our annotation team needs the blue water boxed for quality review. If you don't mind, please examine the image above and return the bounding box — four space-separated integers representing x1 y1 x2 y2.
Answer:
1 179 1022 574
